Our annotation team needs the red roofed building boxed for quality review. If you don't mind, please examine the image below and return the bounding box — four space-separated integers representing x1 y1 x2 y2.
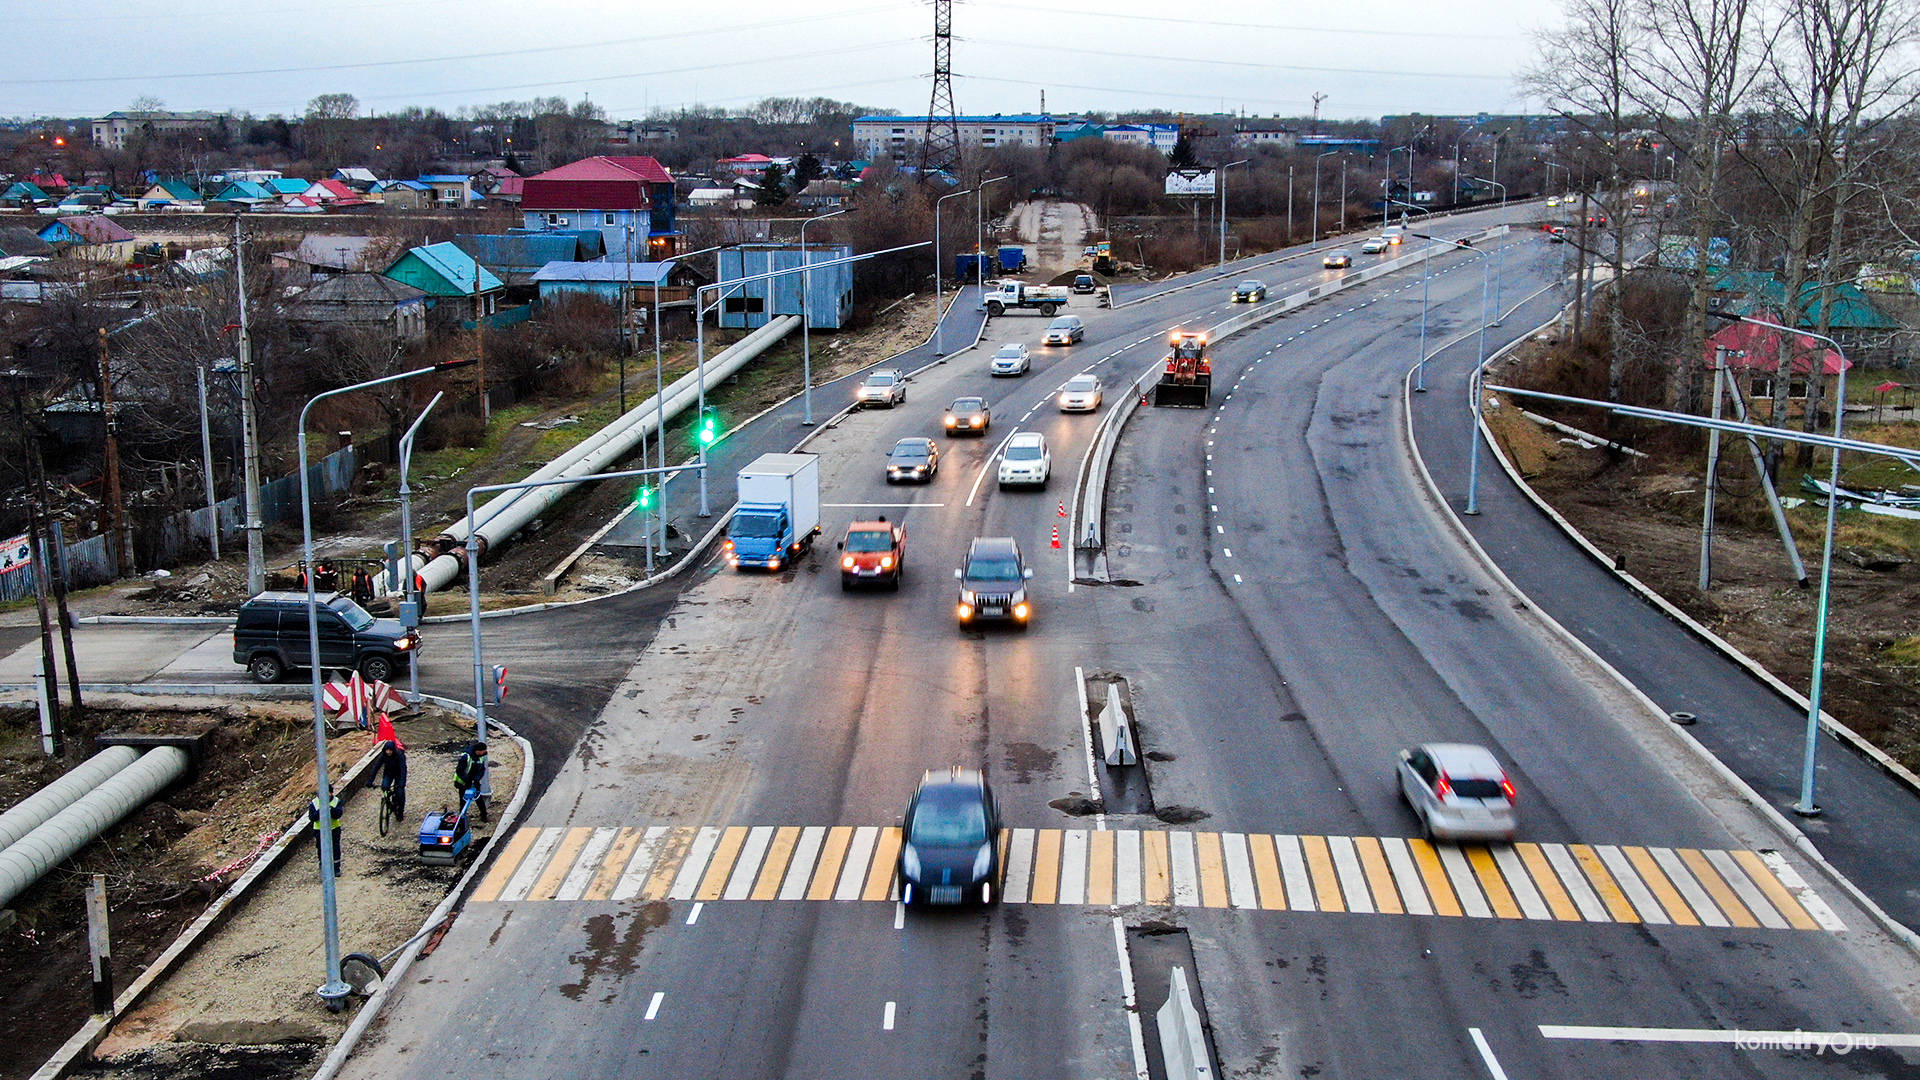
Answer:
520 156 678 256
717 153 776 179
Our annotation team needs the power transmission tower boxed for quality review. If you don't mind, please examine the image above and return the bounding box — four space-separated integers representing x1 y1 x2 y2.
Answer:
919 0 961 176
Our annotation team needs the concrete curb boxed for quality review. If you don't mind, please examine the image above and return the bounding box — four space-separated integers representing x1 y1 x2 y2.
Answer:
0 682 311 699
75 616 234 627
28 722 391 1080
308 697 533 1080
1400 307 1920 961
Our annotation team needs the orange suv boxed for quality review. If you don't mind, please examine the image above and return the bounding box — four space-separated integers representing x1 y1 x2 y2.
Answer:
839 516 905 591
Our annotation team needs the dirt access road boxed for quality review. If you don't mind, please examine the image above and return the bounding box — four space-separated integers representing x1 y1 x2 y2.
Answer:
1003 200 1092 282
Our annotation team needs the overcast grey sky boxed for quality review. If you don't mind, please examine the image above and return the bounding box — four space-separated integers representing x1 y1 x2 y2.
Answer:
2 0 1552 121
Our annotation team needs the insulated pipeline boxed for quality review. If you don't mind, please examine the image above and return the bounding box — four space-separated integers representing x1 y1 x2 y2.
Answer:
0 746 190 910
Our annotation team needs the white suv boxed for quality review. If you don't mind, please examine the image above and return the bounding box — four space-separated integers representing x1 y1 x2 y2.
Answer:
997 432 1051 489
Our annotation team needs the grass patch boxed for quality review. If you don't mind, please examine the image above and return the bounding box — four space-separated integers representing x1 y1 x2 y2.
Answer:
1888 637 1920 667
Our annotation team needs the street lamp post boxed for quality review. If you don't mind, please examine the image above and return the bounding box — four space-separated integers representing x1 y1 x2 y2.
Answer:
1218 159 1248 266
1312 151 1337 242
1404 229 1495 513
1469 177 1507 322
395 390 443 705
1384 146 1410 229
1712 313 1853 816
1453 126 1482 206
656 242 730 547
799 207 854 425
1396 202 1440 393
976 175 1009 293
934 186 974 356
297 359 469 1009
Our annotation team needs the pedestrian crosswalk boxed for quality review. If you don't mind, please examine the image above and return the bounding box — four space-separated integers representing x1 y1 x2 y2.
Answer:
471 825 1845 932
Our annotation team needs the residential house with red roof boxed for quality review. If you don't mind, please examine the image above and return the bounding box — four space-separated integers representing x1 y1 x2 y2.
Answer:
520 156 678 256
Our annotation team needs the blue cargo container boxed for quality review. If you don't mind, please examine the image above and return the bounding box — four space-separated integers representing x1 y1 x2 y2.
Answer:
955 252 991 280
997 246 1027 273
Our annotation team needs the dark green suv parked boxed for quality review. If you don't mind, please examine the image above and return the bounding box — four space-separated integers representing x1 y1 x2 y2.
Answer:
232 591 418 684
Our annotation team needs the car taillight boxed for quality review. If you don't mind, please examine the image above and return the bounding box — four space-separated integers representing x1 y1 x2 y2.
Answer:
1434 775 1452 800
1500 777 1517 802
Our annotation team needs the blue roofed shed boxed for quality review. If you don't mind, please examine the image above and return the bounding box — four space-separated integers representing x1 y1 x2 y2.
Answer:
530 260 707 307
456 231 606 282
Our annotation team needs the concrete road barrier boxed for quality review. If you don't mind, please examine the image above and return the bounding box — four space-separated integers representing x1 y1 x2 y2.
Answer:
1100 682 1138 767
1156 965 1214 1080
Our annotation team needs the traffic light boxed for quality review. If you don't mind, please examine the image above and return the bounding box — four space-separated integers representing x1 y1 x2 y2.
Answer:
636 485 655 511
696 407 720 448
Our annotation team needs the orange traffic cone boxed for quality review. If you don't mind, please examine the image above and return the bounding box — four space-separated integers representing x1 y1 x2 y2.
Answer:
1057 502 1067 517
1050 526 1061 549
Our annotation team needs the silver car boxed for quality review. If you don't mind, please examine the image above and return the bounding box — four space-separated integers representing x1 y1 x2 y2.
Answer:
855 368 907 408
1043 315 1084 346
1398 743 1517 841
990 343 1031 376
1057 374 1103 413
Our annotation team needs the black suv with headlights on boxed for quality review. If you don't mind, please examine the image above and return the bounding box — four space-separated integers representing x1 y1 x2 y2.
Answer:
954 537 1034 628
232 591 418 683
898 767 1003 907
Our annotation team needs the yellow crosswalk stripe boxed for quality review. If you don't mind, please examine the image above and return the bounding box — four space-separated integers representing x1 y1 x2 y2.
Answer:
1570 844 1639 922
1087 830 1115 906
1353 837 1402 915
806 826 853 902
752 826 802 901
1248 834 1287 910
1407 839 1463 917
1515 843 1582 921
465 825 1839 933
1196 832 1230 908
1467 846 1523 919
1301 835 1345 912
1679 848 1756 929
1030 830 1063 905
1731 849 1821 930
1624 846 1699 926
473 827 539 903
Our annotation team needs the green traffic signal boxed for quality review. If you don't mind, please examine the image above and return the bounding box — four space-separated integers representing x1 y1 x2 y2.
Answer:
697 408 719 447
636 485 655 510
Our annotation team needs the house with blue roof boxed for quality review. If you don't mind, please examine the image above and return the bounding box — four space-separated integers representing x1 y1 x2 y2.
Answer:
418 174 476 209
1 181 51 208
208 180 277 208
269 178 311 196
454 231 606 285
370 179 433 210
1709 270 1904 362
529 259 708 308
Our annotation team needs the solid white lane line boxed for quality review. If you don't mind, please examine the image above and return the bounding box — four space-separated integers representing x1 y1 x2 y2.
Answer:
822 502 946 508
1469 1028 1511 1080
1539 1025 1920 1048
883 1001 896 1030
778 826 827 900
894 901 905 929
685 901 703 926
966 429 1019 507
644 992 664 1020
1114 915 1152 1080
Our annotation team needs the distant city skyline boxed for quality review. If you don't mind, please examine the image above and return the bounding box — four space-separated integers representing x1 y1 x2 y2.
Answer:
2 0 1549 122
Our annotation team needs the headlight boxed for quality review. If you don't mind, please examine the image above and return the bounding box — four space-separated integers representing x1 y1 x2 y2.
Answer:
945 416 957 426
973 842 993 878
971 415 984 424
396 637 414 651
768 556 781 570
879 556 893 569
901 844 922 879
842 555 855 569
957 603 974 619
1013 602 1030 620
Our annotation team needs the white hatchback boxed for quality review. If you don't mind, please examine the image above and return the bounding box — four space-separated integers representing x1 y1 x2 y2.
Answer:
1397 743 1518 842
1058 374 1103 413
997 432 1051 489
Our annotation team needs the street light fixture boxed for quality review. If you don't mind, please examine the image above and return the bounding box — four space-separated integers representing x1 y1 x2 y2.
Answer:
1383 146 1410 230
655 242 731 546
934 185 976 356
1407 230 1496 513
297 358 472 1009
395 390 443 704
800 207 854 425
1468 177 1508 322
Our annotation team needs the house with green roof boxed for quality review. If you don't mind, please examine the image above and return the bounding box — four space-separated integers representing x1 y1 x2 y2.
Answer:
1709 270 1903 361
381 242 509 326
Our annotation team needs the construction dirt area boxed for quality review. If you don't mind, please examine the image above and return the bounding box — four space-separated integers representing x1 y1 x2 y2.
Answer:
1488 339 1920 773
0 699 520 1079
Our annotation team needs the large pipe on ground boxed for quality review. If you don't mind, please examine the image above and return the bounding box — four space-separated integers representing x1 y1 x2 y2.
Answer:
0 745 142 853
407 315 802 594
0 746 190 910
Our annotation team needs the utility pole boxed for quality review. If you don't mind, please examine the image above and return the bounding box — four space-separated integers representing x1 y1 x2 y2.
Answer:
234 217 265 596
1572 190 1591 347
10 372 62 744
919 0 961 175
1311 93 1327 135
472 260 488 423
96 328 130 577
